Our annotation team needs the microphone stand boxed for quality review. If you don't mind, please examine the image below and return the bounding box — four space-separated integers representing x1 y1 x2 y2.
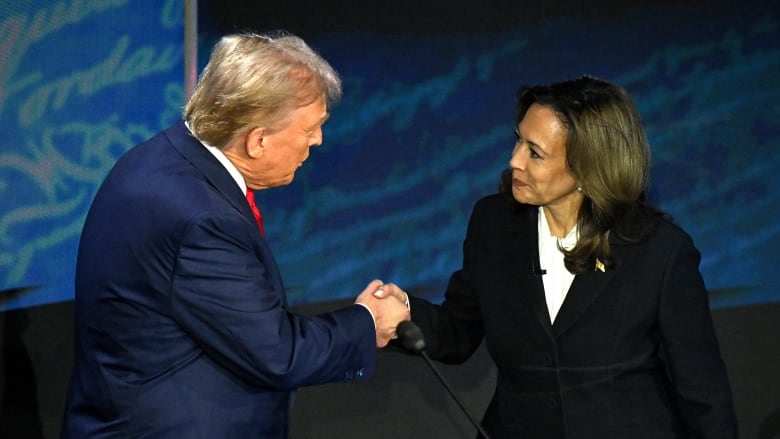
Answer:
397 321 492 439
418 350 493 439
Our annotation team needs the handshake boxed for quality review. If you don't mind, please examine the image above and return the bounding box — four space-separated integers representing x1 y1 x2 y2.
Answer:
354 279 411 348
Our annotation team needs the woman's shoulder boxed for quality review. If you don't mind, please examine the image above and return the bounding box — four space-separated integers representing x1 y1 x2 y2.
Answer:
469 193 536 232
652 215 696 245
473 193 534 216
617 206 696 250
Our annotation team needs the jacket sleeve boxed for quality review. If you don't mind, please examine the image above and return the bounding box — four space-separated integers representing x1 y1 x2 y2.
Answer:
658 230 738 438
170 211 376 390
409 201 486 364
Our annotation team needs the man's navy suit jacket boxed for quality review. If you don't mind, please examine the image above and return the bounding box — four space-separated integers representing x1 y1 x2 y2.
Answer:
61 121 376 438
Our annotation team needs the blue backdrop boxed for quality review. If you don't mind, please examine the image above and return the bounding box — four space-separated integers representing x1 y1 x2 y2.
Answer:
1 0 778 311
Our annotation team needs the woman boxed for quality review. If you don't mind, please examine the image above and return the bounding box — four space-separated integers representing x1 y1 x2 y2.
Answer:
384 76 737 438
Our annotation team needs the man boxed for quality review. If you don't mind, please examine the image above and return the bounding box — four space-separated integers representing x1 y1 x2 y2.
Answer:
61 32 410 438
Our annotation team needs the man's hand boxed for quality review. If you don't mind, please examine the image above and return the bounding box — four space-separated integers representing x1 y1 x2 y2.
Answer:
355 280 411 347
371 282 409 307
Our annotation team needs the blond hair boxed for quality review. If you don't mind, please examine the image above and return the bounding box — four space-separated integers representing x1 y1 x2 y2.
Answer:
184 32 342 148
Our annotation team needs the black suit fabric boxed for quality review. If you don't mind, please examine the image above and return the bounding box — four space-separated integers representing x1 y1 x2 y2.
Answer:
410 194 736 439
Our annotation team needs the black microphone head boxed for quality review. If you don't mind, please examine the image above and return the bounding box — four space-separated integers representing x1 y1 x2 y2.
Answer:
396 320 426 354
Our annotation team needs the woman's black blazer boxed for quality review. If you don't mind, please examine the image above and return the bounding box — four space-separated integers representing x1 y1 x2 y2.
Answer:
410 194 737 439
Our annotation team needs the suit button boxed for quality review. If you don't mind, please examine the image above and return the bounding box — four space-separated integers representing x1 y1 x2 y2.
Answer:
546 397 558 408
543 356 554 366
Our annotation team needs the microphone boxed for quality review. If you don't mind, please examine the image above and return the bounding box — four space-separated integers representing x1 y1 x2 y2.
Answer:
532 262 546 276
396 319 426 353
396 321 492 439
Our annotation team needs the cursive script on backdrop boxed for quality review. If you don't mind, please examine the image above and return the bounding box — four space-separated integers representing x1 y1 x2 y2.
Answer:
0 0 182 303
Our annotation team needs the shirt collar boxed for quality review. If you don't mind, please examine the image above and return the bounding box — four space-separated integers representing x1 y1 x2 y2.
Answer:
538 206 578 249
184 121 247 195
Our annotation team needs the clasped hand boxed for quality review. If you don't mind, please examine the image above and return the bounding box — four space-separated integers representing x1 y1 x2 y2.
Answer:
355 280 411 347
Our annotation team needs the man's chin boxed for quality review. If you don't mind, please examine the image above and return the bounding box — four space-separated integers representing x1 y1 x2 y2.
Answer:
251 173 296 190
276 175 296 187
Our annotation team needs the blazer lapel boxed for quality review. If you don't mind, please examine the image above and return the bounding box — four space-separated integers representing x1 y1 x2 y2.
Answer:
552 235 637 337
552 261 618 337
504 206 554 336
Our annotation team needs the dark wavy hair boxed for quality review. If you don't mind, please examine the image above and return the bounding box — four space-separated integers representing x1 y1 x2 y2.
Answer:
500 76 666 273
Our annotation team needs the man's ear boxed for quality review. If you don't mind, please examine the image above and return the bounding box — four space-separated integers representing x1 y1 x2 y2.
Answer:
245 127 267 159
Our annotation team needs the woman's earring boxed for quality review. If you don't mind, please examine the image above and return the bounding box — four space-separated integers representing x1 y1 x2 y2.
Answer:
576 186 583 192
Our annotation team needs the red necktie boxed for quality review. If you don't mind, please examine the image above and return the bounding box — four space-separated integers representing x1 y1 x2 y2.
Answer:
245 188 266 238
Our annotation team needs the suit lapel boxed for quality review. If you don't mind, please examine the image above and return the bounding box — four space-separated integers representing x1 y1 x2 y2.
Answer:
552 236 637 337
552 260 618 337
164 121 256 226
163 121 285 296
503 205 555 337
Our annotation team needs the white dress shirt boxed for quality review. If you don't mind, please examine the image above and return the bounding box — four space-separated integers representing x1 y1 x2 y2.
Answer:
537 206 578 323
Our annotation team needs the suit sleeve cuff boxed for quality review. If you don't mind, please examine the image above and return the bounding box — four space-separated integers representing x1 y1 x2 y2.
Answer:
355 303 375 328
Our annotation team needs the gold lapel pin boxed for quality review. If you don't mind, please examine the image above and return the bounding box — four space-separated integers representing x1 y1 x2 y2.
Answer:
595 258 605 273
